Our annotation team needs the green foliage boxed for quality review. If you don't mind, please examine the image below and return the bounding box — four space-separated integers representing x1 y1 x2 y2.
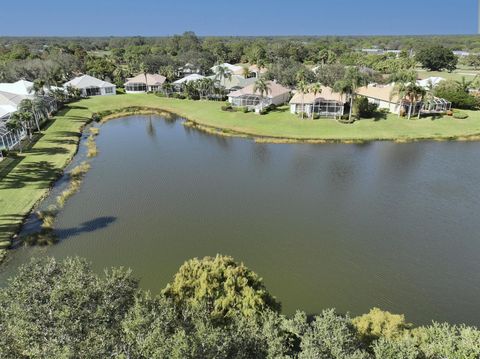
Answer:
452 110 469 119
1 256 480 358
372 337 420 359
163 255 281 318
0 257 138 358
353 307 410 343
434 80 479 109
354 97 379 118
415 45 458 72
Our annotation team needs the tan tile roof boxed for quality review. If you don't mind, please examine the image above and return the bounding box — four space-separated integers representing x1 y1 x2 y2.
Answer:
248 64 268 74
125 73 166 86
228 81 290 98
356 84 399 103
289 86 345 104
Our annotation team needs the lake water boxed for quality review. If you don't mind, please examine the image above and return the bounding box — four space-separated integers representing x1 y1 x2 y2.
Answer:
1 115 480 326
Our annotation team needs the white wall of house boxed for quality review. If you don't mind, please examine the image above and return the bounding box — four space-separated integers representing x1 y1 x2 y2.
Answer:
80 86 116 97
363 97 400 114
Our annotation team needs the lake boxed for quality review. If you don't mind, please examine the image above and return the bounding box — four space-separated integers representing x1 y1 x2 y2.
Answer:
1 114 480 326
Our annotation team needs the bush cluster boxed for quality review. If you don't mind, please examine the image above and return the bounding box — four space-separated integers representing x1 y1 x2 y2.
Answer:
1 255 479 358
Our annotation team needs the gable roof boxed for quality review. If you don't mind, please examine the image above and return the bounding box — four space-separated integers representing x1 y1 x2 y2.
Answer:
173 74 205 85
0 90 30 107
207 74 256 90
356 84 399 103
228 81 290 99
211 63 244 75
125 73 166 86
0 80 34 96
64 75 115 89
417 77 445 89
290 86 346 104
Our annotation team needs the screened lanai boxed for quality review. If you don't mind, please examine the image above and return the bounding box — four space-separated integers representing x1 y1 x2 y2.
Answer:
0 122 26 151
421 97 451 114
311 99 345 118
229 94 270 109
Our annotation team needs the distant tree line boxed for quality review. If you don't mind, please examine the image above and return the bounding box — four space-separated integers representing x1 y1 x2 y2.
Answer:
0 255 479 358
0 32 472 89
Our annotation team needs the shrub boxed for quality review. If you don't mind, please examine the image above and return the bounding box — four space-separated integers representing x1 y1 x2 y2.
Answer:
354 97 379 118
259 109 268 115
434 81 479 110
242 107 249 113
221 105 233 111
313 113 320 120
338 115 356 124
91 113 101 122
453 111 469 119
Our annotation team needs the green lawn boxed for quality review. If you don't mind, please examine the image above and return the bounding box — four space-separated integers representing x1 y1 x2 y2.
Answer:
416 68 479 82
1 93 480 258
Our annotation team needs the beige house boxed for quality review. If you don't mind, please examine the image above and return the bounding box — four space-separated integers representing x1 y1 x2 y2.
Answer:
289 86 346 118
356 84 402 114
228 81 290 111
124 74 166 93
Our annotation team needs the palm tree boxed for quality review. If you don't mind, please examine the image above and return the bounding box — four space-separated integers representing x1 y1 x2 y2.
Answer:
296 81 309 120
162 82 174 97
214 65 232 87
334 67 365 122
456 76 476 93
253 78 271 110
391 82 426 120
33 79 46 96
309 83 323 119
140 62 148 92
242 66 252 79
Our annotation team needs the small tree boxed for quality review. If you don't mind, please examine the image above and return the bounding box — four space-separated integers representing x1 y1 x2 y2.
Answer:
163 255 281 318
253 78 271 109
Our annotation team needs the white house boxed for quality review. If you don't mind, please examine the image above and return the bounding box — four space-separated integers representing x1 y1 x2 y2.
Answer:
64 75 116 97
211 63 244 76
124 73 166 93
289 86 346 118
417 77 445 89
228 81 290 110
173 74 205 86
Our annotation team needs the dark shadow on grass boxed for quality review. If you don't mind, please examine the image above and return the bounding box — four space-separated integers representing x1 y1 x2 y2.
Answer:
0 161 60 190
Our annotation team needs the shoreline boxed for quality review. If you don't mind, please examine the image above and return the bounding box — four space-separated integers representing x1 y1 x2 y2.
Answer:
2 96 480 264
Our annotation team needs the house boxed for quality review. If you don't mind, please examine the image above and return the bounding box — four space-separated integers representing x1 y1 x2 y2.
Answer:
228 81 290 110
124 73 166 93
417 77 445 89
176 63 202 77
211 63 244 76
209 74 256 91
173 74 205 86
356 84 451 116
247 64 267 78
289 86 346 118
0 80 35 96
64 75 116 97
356 84 402 114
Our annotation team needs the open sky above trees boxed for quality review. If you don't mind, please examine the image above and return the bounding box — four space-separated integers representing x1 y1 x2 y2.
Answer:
0 0 477 36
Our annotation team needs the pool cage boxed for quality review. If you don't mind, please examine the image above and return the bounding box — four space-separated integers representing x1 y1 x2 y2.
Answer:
0 122 26 151
125 83 147 92
421 97 451 114
311 100 345 118
230 95 271 110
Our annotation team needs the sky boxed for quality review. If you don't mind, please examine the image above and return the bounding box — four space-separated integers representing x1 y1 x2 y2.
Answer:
0 0 477 37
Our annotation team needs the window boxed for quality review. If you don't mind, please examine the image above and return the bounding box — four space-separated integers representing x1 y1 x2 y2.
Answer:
125 83 147 92
105 87 114 94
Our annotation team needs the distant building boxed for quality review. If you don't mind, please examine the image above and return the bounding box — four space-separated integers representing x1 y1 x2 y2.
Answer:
124 74 166 93
64 75 116 97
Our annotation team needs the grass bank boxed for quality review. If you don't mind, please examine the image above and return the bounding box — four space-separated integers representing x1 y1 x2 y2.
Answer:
1 93 480 261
